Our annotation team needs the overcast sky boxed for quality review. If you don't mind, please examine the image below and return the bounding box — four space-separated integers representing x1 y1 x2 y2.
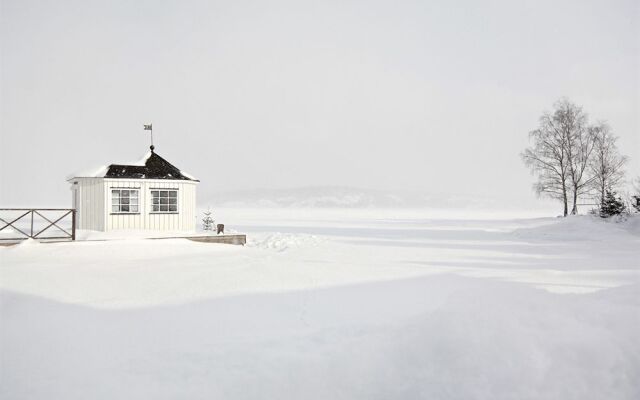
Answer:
1 0 638 206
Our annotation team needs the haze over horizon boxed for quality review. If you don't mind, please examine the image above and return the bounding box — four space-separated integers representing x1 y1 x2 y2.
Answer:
1 0 638 207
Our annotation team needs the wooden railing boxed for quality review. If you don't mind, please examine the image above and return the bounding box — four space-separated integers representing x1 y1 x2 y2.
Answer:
0 208 76 241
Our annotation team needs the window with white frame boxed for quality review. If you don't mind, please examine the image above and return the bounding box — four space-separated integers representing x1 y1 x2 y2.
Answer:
111 189 139 213
151 190 178 213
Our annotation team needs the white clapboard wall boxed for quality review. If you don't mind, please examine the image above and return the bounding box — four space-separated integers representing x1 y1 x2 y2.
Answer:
71 178 197 231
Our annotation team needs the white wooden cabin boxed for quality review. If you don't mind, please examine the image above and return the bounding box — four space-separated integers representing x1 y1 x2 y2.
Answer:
68 146 199 232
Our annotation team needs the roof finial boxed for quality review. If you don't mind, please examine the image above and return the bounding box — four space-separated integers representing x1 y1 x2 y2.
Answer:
150 145 155 152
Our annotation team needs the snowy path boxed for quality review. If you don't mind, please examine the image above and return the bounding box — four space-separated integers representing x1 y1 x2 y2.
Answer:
1 210 639 399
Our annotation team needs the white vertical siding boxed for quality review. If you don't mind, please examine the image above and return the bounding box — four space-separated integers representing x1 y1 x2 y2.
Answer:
71 177 197 232
72 178 106 231
71 178 198 231
103 178 197 232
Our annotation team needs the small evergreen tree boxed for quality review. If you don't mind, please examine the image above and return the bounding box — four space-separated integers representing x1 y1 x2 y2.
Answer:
632 195 640 213
202 209 215 231
632 177 640 213
599 190 626 218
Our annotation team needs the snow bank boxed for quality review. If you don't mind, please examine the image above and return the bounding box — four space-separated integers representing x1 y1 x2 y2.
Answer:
621 214 640 236
511 214 640 241
1 276 638 399
74 229 204 241
1 211 638 399
249 233 325 252
2 213 638 308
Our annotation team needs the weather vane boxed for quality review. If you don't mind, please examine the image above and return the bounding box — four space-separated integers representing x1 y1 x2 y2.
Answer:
143 123 154 151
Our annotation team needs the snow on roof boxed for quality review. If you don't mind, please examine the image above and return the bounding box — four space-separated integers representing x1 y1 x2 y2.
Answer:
67 150 198 181
179 169 198 180
130 151 153 166
66 165 109 180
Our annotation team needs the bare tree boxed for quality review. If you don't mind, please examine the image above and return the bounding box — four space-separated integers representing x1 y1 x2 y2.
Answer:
558 100 595 214
522 99 601 216
589 122 627 206
521 109 570 216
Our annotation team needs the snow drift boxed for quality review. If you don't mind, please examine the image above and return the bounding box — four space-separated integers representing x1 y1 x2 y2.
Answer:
1 211 639 399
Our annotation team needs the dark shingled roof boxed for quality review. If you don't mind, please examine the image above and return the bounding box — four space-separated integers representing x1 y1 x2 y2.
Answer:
104 150 198 181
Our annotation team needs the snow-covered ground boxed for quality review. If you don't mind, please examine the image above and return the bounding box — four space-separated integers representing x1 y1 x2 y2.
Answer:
1 209 639 399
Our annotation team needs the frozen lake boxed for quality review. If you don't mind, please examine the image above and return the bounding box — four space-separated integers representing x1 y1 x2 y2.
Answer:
1 208 639 399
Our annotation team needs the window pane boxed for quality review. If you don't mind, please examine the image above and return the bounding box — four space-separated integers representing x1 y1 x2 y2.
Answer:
130 205 138 213
121 190 129 197
149 190 178 212
130 191 138 198
121 198 130 205
121 205 129 212
111 190 120 212
130 198 138 205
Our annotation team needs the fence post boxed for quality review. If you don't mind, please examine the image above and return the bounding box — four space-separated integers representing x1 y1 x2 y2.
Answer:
71 209 76 241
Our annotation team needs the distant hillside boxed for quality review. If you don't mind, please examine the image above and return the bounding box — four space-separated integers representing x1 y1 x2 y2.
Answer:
203 186 557 210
